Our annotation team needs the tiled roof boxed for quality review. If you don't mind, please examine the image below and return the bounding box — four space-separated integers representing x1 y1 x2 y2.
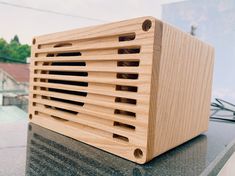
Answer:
0 63 29 83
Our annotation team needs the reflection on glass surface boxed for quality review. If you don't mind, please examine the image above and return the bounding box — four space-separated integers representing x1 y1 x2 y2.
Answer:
25 123 210 176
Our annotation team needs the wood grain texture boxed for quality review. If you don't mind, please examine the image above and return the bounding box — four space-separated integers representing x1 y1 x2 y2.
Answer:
151 22 214 159
28 16 214 164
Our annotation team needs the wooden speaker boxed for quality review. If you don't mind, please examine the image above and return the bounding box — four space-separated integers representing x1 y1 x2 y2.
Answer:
29 16 214 164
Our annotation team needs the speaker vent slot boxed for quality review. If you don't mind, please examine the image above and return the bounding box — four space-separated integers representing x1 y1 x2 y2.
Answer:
116 73 138 79
46 52 82 57
51 107 78 115
117 61 139 67
114 109 136 118
115 97 137 105
51 115 69 122
119 33 135 42
46 53 55 57
53 43 72 48
50 97 84 106
48 88 87 97
48 80 88 87
50 62 86 66
113 121 135 130
57 52 82 56
113 134 129 142
116 85 138 92
48 71 88 76
118 48 140 54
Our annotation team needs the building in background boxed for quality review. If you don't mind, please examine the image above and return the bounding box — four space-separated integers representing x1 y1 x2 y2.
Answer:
0 63 29 111
162 0 235 103
0 63 29 90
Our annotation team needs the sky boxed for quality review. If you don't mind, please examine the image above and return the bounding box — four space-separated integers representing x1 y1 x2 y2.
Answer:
1 0 234 103
0 0 184 44
163 0 235 103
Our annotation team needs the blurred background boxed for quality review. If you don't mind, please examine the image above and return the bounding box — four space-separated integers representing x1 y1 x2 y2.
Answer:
0 0 234 116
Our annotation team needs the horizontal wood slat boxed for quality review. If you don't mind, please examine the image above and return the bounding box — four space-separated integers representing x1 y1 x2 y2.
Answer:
32 112 142 145
32 65 150 74
35 17 151 44
31 82 149 100
35 40 152 54
32 90 148 113
33 105 146 128
32 54 141 62
32 74 149 86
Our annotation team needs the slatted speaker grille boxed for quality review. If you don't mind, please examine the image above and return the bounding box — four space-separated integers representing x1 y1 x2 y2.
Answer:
29 18 154 161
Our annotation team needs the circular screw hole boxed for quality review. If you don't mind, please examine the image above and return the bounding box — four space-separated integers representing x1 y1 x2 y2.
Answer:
32 38 36 45
29 114 32 120
134 148 143 159
142 19 152 31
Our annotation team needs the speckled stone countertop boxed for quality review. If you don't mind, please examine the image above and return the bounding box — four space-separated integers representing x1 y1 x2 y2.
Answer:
22 120 235 176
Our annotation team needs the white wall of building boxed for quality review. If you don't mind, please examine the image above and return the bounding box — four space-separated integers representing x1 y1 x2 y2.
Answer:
0 69 28 91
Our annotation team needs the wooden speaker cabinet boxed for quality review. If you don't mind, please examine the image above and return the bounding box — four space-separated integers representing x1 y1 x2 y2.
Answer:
29 16 214 164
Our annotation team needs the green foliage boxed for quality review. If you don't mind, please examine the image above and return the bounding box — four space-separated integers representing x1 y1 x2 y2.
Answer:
11 35 20 44
0 35 30 63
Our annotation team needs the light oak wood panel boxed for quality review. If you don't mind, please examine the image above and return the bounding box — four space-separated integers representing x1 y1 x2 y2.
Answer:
151 22 214 158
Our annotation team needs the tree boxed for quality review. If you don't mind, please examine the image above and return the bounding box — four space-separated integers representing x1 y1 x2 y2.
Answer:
0 38 9 58
10 35 20 44
0 38 7 49
0 35 30 63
